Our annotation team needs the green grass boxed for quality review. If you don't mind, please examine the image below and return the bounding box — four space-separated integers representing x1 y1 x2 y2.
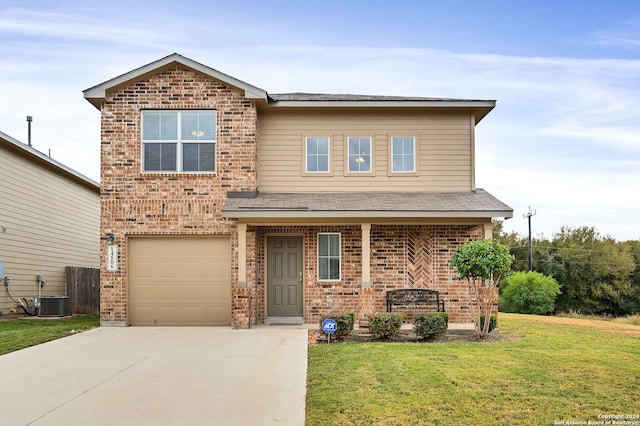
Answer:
306 313 640 425
0 316 99 355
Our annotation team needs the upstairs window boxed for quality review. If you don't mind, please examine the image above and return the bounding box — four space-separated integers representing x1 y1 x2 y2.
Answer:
347 137 372 173
142 110 216 172
391 136 415 173
318 233 341 281
305 136 330 173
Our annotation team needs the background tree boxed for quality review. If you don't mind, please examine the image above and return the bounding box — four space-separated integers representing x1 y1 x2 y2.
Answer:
495 223 637 316
451 239 512 339
549 227 633 315
620 240 640 315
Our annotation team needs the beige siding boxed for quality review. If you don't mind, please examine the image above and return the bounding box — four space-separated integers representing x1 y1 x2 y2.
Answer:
257 108 473 192
0 145 99 313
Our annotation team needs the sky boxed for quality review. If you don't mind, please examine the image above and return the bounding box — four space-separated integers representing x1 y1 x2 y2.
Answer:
1 0 639 241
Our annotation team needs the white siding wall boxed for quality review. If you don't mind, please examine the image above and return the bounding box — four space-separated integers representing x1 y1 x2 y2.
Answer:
0 145 99 313
257 108 473 192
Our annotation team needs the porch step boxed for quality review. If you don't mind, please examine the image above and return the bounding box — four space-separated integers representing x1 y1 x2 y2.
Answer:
265 317 305 326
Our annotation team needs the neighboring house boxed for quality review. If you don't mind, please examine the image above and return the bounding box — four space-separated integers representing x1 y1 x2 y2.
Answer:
84 53 512 328
0 130 100 314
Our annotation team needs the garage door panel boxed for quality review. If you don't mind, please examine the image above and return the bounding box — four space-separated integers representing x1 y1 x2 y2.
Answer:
129 237 231 326
181 285 209 301
208 284 230 300
208 307 230 325
131 306 155 326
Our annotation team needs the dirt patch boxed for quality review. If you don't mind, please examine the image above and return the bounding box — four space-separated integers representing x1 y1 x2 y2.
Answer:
0 313 29 321
309 328 517 346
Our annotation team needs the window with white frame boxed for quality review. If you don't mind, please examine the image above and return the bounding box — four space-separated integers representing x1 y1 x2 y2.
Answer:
306 136 330 173
391 136 415 173
318 233 340 281
347 136 372 173
142 110 216 172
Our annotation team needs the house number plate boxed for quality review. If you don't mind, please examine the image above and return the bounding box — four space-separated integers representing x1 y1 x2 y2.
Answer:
107 245 118 271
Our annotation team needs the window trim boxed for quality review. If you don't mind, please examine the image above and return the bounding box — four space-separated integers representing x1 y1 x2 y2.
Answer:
141 109 217 174
302 136 332 176
388 136 418 176
345 136 375 176
317 232 341 281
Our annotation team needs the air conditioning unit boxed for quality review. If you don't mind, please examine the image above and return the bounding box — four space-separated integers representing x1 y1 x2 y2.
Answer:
36 296 70 317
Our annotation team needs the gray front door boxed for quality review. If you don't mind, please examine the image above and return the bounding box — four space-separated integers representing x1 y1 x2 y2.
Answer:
267 236 303 317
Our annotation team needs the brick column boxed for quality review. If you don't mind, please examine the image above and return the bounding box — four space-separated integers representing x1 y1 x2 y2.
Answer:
361 223 371 288
237 223 247 288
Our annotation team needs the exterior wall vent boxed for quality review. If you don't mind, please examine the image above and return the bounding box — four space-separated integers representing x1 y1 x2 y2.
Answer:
37 296 71 317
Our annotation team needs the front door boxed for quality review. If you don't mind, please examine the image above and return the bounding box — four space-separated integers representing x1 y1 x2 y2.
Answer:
267 236 303 317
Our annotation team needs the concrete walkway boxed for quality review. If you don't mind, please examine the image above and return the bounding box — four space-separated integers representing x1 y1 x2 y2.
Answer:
0 327 308 425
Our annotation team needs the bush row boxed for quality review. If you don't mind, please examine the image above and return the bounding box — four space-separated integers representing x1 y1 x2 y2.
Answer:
319 311 450 339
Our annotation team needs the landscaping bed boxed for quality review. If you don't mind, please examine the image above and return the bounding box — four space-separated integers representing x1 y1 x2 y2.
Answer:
309 326 514 345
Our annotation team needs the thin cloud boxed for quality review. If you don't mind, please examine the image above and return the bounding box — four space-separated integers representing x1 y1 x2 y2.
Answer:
1 5 639 240
0 8 171 46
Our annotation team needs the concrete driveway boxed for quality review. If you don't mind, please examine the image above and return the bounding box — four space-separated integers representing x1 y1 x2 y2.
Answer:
0 326 308 425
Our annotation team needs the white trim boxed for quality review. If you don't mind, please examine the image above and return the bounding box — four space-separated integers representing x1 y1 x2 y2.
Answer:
224 210 514 219
346 136 373 174
317 232 341 281
390 136 416 173
84 53 268 109
141 110 217 174
304 136 331 174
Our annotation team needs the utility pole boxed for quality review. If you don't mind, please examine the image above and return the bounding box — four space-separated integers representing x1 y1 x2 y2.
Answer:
524 206 536 271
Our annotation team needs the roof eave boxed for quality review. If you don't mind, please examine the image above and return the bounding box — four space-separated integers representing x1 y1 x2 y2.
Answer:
83 53 268 110
267 99 494 108
221 209 513 219
265 100 495 123
0 130 100 191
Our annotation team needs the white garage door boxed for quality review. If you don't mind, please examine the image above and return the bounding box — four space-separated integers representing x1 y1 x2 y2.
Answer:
129 237 231 326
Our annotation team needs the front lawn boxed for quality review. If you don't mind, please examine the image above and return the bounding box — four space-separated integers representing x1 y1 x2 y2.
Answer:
0 315 99 355
307 313 640 425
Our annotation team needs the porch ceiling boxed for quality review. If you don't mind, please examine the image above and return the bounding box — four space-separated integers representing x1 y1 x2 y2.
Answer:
221 189 513 221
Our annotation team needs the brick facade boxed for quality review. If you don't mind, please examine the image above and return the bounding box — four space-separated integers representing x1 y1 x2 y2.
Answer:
99 66 257 326
251 225 482 326
96 60 495 329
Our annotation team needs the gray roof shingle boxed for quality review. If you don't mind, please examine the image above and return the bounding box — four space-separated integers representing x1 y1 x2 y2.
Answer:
222 189 512 219
268 93 487 103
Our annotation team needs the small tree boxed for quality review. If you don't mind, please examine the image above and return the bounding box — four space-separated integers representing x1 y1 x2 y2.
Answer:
451 239 512 339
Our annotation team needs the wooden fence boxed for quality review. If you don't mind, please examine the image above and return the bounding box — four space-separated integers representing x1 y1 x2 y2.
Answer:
65 266 99 315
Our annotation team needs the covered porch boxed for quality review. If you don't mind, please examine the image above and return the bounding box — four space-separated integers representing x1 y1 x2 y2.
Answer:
222 190 512 327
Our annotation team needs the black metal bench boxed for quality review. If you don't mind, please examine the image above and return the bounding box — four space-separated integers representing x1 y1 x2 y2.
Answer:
386 289 445 313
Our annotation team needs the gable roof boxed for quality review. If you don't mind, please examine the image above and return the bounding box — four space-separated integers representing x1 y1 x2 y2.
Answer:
0 130 99 192
83 54 495 122
83 53 268 109
222 189 512 220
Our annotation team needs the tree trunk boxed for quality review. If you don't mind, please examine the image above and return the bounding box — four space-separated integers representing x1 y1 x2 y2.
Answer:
468 278 481 340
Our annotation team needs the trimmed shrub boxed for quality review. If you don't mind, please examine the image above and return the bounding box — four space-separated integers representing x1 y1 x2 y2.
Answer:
319 312 354 339
414 312 449 339
345 311 355 331
480 315 497 333
500 271 560 315
369 313 403 338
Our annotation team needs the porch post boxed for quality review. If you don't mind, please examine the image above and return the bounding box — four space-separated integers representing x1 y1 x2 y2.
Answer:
361 223 371 288
237 223 247 288
483 222 493 239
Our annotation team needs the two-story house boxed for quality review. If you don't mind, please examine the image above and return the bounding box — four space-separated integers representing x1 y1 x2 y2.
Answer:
84 53 512 328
